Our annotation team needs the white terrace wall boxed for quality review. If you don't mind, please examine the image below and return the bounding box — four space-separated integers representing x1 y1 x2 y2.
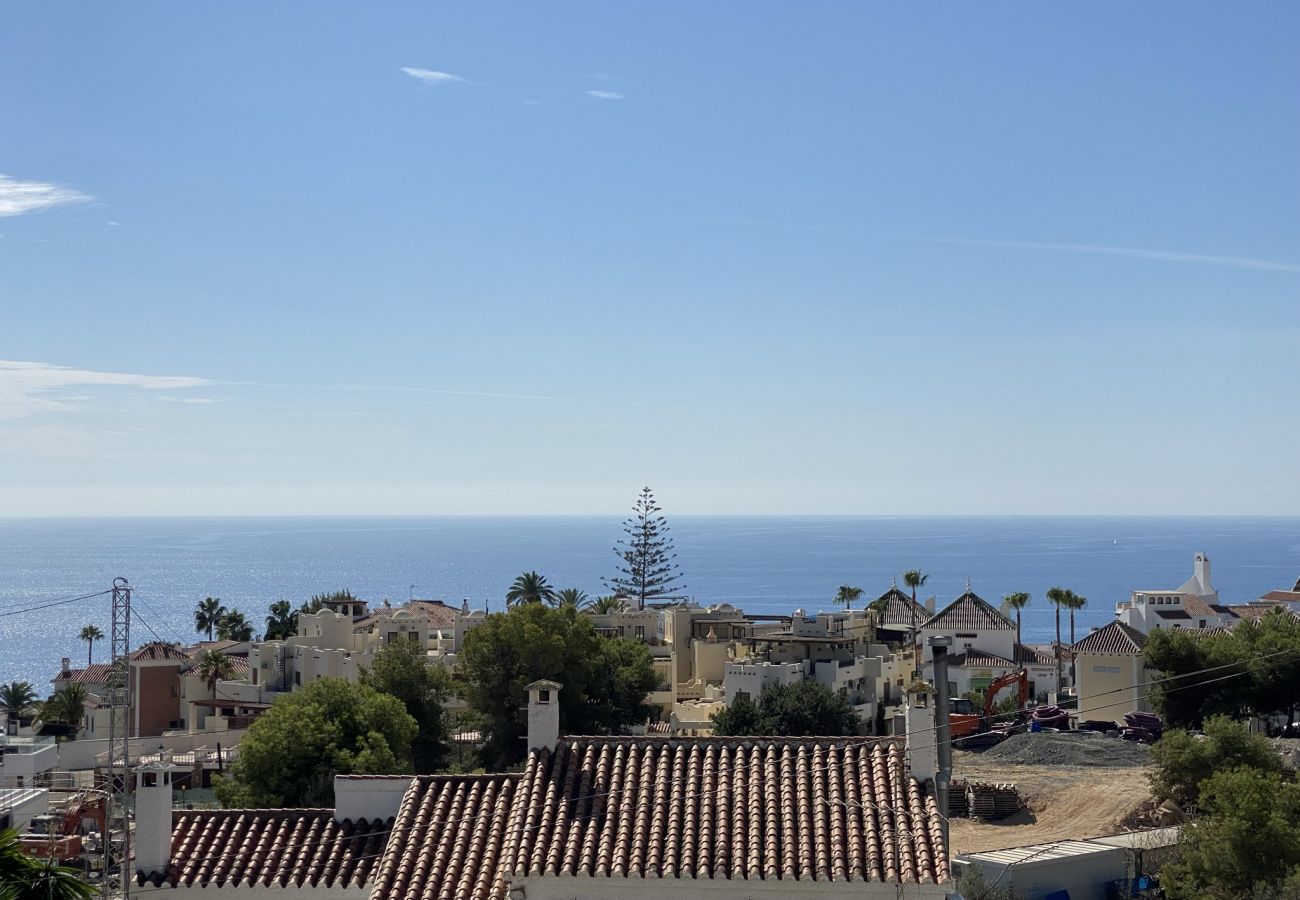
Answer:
57 729 248 771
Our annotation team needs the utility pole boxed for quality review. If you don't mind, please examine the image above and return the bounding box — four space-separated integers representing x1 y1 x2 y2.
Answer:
104 578 132 900
928 635 953 856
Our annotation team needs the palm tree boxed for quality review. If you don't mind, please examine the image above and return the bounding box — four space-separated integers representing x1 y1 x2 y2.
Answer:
42 684 87 729
1046 586 1069 691
216 609 254 642
553 588 590 610
834 585 864 610
902 570 929 675
76 624 103 667
194 596 226 641
192 650 237 702
505 571 557 607
1003 592 1030 654
589 595 628 614
0 682 38 736
1 827 96 900
264 600 296 641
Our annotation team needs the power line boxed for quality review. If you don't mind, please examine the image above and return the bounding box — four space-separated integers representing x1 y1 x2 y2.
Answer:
0 589 112 619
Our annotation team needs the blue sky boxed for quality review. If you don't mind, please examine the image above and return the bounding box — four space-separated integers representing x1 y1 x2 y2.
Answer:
2 2 1297 515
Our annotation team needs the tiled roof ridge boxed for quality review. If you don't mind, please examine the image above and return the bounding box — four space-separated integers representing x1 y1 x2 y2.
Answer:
1071 620 1147 653
560 734 902 744
921 591 1014 631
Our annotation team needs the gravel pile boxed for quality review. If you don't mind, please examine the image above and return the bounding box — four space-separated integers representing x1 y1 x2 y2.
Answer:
979 731 1152 768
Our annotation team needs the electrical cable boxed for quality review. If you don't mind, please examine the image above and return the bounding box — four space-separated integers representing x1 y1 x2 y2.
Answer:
0 589 113 619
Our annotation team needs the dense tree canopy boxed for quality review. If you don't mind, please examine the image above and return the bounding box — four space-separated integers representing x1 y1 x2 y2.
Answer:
361 639 451 773
1145 608 1300 727
1150 715 1281 807
710 681 861 737
214 678 417 807
1162 768 1300 899
458 603 657 768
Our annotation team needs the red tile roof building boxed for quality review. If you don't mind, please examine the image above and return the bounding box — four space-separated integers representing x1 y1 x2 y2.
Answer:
376 736 949 898
921 591 1014 632
140 736 950 899
1070 621 1147 656
138 810 390 890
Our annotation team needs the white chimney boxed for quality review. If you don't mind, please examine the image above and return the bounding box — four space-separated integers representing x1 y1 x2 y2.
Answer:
905 684 938 781
1194 552 1212 593
133 759 178 879
525 680 562 752
61 658 71 674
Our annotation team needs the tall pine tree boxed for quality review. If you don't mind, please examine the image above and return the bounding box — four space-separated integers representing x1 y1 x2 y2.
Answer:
604 486 685 609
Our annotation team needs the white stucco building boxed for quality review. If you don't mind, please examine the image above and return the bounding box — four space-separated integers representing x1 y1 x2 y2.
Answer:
1115 552 1233 634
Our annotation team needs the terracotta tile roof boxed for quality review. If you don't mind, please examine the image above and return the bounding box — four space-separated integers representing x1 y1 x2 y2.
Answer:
137 810 391 889
1197 625 1235 637
1260 590 1300 603
949 649 1016 668
921 591 1014 631
188 639 246 655
1228 603 1300 624
131 641 192 662
1071 621 1147 655
871 587 929 627
371 737 947 900
180 656 251 679
1014 644 1058 666
353 599 458 632
1180 594 1220 619
372 774 520 900
53 663 113 685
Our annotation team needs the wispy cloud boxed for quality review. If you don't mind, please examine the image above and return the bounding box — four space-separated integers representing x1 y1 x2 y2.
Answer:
907 235 1300 274
676 213 1300 275
157 396 222 404
221 379 688 409
586 90 626 101
0 360 210 422
400 67 465 86
0 175 93 217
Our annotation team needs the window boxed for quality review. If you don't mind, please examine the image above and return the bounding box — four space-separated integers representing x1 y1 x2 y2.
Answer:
635 625 645 640
1093 665 1121 674
537 689 550 703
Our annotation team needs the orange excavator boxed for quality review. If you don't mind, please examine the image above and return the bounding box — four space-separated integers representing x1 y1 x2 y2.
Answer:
950 669 1030 744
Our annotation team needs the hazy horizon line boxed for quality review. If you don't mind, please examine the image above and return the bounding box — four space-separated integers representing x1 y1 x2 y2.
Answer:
2 512 1297 521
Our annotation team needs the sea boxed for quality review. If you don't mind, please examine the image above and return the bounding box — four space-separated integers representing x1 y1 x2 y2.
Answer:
2 516 1298 690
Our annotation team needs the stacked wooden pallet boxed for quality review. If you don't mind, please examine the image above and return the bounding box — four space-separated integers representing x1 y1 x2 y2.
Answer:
947 779 969 818
963 781 1020 820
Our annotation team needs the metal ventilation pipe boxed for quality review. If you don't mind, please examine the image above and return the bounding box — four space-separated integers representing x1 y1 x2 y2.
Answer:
928 635 953 855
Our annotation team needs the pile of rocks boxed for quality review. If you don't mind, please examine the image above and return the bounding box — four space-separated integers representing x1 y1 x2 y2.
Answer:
980 731 1151 767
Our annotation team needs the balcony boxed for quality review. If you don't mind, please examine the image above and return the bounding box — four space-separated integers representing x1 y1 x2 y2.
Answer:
0 736 58 779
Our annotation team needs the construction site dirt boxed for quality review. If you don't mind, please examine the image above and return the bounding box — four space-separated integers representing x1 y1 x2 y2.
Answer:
949 744 1154 854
